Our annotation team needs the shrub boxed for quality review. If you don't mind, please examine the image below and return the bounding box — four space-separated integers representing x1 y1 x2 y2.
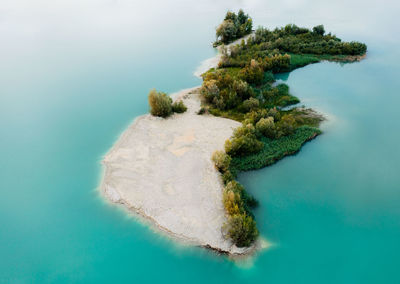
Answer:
223 189 243 216
276 114 296 137
225 124 263 156
211 151 231 172
267 107 281 121
256 117 276 138
244 109 268 124
172 100 187 113
197 107 206 115
222 170 235 184
148 89 172 118
240 60 264 85
225 213 258 247
313 25 325 36
242 97 260 112
201 80 220 103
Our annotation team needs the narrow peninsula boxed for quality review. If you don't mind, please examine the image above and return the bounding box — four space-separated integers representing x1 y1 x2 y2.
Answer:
100 10 367 256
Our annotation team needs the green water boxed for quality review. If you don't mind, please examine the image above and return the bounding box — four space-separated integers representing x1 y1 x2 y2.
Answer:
1 1 399 283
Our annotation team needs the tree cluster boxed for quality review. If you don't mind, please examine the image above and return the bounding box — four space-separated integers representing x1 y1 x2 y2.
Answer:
215 10 253 45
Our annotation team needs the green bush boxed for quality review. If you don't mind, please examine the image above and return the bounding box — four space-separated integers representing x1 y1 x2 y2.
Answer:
201 79 220 103
148 89 172 118
240 60 264 85
225 124 263 156
197 107 206 115
225 213 258 247
244 109 268 124
223 188 243 216
172 100 187 113
276 114 296 137
256 117 275 138
242 97 260 112
222 170 235 184
211 150 231 172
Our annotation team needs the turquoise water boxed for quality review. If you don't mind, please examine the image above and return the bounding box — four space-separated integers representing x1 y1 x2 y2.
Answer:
1 1 400 283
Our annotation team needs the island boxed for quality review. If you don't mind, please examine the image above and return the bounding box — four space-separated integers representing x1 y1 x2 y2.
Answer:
100 10 367 256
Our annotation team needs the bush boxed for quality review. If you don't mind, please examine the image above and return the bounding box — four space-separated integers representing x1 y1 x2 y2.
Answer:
223 189 243 216
201 79 220 103
256 117 276 138
313 25 325 36
244 109 268 124
225 213 258 247
148 89 172 118
240 60 264 85
211 150 231 172
242 97 260 112
225 124 263 156
276 114 296 137
172 100 187 113
222 170 235 184
197 107 206 115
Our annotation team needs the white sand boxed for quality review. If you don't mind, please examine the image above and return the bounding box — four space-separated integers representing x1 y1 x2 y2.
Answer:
100 87 259 254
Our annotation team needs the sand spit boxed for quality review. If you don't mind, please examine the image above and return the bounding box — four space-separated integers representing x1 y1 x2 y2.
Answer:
100 87 259 255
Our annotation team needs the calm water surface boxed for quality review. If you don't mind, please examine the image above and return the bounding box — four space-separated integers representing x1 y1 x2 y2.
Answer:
1 0 399 283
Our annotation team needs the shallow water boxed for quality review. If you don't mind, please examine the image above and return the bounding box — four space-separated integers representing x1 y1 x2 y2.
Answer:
1 0 400 283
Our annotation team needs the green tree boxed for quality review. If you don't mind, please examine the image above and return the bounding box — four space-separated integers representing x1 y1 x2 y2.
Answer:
216 20 237 44
313 25 325 36
225 213 258 247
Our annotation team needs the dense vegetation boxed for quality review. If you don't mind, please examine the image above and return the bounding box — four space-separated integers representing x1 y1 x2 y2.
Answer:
207 12 367 248
148 89 187 117
214 10 253 46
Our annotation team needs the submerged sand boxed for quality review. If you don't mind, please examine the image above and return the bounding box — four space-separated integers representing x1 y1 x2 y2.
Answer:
99 87 257 254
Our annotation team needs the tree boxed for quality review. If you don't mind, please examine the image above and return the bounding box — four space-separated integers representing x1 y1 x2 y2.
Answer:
237 9 247 25
216 20 237 44
148 89 172 118
313 25 325 36
225 213 258 247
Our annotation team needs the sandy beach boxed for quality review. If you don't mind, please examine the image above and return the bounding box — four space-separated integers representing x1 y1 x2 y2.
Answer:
99 87 260 254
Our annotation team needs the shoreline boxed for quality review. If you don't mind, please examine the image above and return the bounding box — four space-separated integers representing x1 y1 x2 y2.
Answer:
99 29 365 256
100 87 262 256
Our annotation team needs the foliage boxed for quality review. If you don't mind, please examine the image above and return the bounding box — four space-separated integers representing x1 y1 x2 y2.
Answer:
197 107 206 115
203 12 366 247
172 100 187 113
211 150 232 173
225 213 258 247
230 126 321 173
239 59 264 84
256 117 275 138
215 9 253 45
148 89 172 118
242 97 260 112
225 124 263 156
313 25 325 36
